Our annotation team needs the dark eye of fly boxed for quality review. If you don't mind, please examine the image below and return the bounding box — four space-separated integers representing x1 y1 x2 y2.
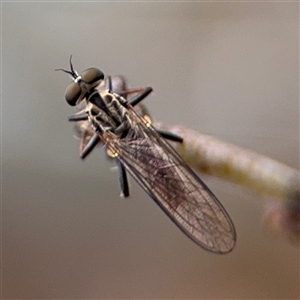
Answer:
81 68 104 85
65 82 81 106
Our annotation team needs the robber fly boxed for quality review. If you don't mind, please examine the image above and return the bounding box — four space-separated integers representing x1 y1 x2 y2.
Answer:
57 57 236 254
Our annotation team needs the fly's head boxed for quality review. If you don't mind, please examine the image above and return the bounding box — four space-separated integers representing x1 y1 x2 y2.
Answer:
56 55 104 106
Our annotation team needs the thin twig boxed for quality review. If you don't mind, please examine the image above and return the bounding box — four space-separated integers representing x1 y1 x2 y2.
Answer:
153 122 299 203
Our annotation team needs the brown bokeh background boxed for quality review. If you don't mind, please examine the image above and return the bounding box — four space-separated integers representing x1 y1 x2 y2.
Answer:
2 2 299 299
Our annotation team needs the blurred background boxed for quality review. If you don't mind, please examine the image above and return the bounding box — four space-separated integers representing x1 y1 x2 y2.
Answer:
2 2 299 299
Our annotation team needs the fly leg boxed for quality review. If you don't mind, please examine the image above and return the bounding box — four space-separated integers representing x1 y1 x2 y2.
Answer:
105 75 145 99
127 87 153 107
155 130 183 143
116 159 129 197
80 133 100 159
68 111 101 159
126 87 183 143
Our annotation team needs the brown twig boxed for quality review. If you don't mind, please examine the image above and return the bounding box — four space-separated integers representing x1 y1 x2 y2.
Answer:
152 122 299 203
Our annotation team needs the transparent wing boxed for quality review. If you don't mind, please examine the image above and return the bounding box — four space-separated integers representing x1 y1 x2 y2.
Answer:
102 107 236 253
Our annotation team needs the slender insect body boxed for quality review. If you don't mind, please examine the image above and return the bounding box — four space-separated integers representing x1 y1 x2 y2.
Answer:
57 57 236 254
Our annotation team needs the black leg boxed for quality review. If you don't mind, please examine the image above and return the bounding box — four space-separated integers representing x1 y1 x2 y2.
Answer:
119 87 144 98
128 87 153 107
156 129 183 143
116 159 129 197
80 133 100 159
106 75 112 92
69 113 89 122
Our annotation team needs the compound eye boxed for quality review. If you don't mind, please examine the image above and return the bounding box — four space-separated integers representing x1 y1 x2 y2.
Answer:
65 82 81 106
81 68 104 84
